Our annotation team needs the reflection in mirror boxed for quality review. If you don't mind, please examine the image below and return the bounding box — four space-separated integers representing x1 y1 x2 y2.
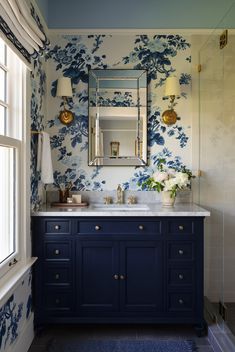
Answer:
88 69 147 166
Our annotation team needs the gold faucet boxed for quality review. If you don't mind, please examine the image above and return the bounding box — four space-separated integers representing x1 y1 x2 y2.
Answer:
116 184 124 204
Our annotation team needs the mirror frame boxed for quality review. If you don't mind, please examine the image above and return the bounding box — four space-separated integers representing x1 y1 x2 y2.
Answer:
88 69 148 167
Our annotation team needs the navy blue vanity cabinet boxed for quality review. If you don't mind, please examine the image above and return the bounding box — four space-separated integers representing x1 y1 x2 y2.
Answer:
32 216 205 333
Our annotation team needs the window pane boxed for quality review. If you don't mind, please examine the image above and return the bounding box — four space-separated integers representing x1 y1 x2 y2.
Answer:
0 145 15 263
0 38 6 65
0 105 6 135
0 68 6 102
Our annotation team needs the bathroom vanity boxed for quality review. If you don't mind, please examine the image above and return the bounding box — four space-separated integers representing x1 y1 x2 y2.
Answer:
32 203 209 335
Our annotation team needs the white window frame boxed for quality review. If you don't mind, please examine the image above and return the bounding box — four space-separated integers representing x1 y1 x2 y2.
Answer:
0 39 26 279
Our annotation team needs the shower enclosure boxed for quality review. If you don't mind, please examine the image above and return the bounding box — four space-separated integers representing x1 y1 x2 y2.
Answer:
198 3 235 337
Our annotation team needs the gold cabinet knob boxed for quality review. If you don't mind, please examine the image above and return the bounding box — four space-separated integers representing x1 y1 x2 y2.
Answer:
120 275 125 280
178 274 184 280
54 225 60 230
179 225 184 231
178 249 184 255
55 273 60 280
178 299 184 305
54 249 60 255
138 225 144 230
95 225 101 231
113 274 119 280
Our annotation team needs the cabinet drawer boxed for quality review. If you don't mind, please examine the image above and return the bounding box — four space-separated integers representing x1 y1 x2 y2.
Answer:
168 242 194 260
44 220 71 234
45 291 73 311
44 241 72 260
168 292 193 311
44 265 72 286
168 267 193 286
78 220 161 235
168 219 194 235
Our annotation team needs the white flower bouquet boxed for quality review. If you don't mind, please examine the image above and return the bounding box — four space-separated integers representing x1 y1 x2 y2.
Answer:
142 163 194 198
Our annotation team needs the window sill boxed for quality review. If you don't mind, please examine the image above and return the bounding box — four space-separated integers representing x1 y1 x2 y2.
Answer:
0 257 37 307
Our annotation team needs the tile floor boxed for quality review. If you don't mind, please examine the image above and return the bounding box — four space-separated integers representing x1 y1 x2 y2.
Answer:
28 324 215 352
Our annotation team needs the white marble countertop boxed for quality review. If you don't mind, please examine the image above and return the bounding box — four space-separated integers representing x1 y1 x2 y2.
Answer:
31 203 210 217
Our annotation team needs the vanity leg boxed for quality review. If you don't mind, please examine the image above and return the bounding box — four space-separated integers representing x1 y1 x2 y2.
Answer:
194 321 208 337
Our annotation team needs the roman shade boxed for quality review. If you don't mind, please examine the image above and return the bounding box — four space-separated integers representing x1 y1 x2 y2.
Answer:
0 0 49 65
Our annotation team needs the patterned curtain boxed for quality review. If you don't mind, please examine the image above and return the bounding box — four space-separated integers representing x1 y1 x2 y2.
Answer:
0 0 49 63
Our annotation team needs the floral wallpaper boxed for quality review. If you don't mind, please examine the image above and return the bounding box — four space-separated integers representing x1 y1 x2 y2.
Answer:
0 270 32 352
31 33 192 205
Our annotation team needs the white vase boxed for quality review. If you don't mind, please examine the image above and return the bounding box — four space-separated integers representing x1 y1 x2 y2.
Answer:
161 191 176 207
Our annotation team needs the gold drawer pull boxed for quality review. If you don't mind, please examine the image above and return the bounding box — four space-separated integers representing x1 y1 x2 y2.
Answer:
54 249 60 255
54 225 61 230
113 274 119 280
95 225 101 231
179 225 184 231
55 273 60 280
178 249 184 255
178 299 184 305
120 275 125 280
178 274 184 280
55 298 60 304
138 225 144 230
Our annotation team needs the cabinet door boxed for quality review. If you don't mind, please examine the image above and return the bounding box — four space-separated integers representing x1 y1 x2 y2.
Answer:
119 241 163 313
76 240 119 314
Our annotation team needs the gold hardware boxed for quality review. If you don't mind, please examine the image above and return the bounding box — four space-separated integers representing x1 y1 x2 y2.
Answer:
178 274 184 280
178 299 184 305
95 225 101 231
178 249 184 255
54 225 60 230
120 275 125 280
179 225 184 231
55 274 60 280
138 225 144 230
55 298 60 304
127 196 137 204
116 184 124 204
54 249 60 255
220 29 228 50
113 274 119 280
59 96 74 125
197 64 202 73
162 109 177 126
104 196 112 205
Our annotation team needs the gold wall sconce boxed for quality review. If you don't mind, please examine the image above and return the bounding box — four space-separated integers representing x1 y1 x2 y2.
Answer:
162 76 180 126
56 77 74 125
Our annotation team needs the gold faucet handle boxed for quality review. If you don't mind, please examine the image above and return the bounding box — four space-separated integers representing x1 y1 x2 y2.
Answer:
104 196 112 204
127 196 137 204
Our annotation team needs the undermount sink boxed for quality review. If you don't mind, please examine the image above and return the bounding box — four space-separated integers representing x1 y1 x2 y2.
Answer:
90 204 150 211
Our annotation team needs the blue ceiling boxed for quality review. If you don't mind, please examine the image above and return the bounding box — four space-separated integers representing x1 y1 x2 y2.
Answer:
35 0 235 29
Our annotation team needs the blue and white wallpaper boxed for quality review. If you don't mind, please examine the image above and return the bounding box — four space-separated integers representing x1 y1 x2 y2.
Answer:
31 33 192 205
0 270 32 352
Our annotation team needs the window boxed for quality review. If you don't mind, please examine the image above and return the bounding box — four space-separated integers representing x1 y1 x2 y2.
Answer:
0 38 25 277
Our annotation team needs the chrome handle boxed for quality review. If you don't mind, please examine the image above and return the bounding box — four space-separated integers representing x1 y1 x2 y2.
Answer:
120 275 125 280
55 273 60 280
54 225 60 230
179 225 184 231
55 298 60 304
178 274 184 280
178 249 184 255
113 274 119 280
95 225 101 231
138 225 144 230
54 249 60 255
178 299 184 305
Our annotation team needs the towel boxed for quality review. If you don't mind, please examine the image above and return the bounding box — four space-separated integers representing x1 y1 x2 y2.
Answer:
37 132 54 184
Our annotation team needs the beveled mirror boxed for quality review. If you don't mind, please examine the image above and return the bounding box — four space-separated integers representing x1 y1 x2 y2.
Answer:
88 69 147 166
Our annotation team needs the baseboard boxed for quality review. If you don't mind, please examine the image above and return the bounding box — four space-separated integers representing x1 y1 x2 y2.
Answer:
6 314 35 352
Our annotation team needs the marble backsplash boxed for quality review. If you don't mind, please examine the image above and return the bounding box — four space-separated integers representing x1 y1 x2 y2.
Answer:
45 189 192 205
